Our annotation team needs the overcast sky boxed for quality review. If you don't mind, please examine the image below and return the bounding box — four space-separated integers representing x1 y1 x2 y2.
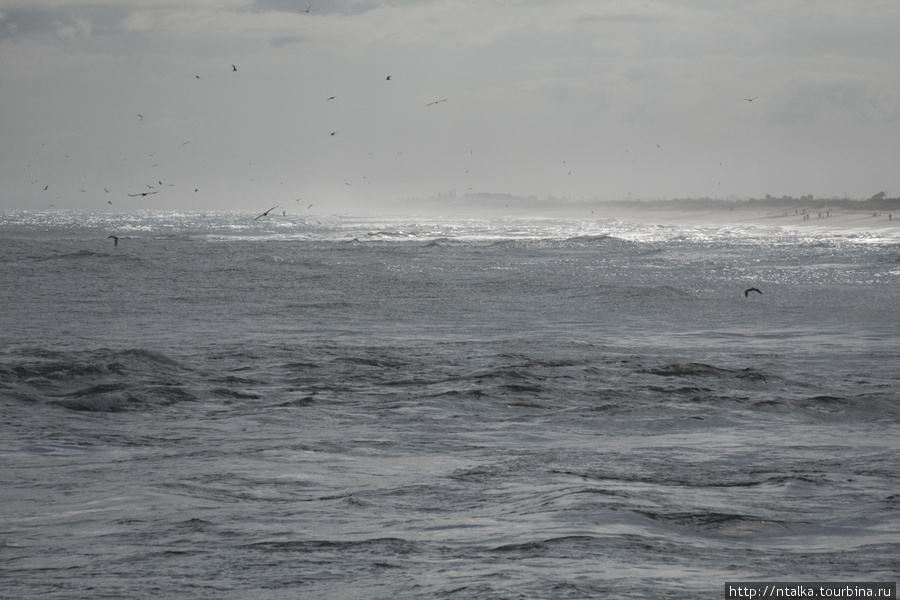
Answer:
2 0 899 212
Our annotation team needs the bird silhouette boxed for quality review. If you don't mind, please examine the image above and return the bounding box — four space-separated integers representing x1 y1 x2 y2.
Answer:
426 99 447 106
232 64 237 72
108 235 118 247
744 287 762 297
253 205 280 221
745 96 758 102
128 191 158 197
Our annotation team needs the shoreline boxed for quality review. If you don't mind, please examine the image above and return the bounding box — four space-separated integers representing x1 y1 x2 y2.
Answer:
607 205 898 230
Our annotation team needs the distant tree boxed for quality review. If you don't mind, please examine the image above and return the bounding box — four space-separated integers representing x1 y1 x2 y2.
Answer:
869 191 886 201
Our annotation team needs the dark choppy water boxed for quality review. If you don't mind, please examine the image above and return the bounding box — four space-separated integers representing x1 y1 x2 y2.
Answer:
1 211 898 598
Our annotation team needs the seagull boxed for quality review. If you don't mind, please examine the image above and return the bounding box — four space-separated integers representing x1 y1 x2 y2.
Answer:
744 287 762 297
326 96 336 101
43 184 49 190
745 96 758 102
128 191 158 197
253 205 280 221
307 203 314 209
301 5 312 12
108 235 118 247
138 114 143 121
232 64 238 72
426 99 447 106
330 131 337 136
386 75 391 81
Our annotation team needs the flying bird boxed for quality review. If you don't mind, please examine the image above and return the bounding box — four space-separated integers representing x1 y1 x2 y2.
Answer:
326 96 336 101
138 114 143 121
253 205 280 221
426 99 447 106
128 191 158 197
330 131 338 136
108 235 118 247
386 75 391 81
745 96 759 102
232 64 238 72
43 184 49 190
744 287 762 297
301 5 312 12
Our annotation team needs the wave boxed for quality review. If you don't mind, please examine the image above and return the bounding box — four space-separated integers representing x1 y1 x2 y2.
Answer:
640 362 768 381
37 249 107 261
0 347 194 412
242 537 419 554
639 511 796 536
491 535 596 553
564 234 612 244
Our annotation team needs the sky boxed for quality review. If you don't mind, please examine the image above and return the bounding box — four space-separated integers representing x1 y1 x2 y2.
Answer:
2 0 900 213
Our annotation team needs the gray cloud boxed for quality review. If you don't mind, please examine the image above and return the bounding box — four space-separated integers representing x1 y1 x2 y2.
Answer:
0 8 63 40
0 6 133 42
2 0 899 210
249 0 389 17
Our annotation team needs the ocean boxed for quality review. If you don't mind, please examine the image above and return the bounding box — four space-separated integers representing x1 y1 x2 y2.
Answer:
1 208 898 599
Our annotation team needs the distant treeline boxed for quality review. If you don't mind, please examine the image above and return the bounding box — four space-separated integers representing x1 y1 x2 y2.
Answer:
637 193 900 212
414 190 900 213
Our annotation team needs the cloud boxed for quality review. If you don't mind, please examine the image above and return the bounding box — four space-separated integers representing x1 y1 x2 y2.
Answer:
3 0 900 208
0 8 61 41
269 34 307 48
0 6 136 43
772 72 900 124
250 0 384 17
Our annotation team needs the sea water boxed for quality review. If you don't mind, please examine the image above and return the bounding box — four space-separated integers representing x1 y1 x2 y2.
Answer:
1 210 898 599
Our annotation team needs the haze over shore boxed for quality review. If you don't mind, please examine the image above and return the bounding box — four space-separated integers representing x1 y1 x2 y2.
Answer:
385 191 900 227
